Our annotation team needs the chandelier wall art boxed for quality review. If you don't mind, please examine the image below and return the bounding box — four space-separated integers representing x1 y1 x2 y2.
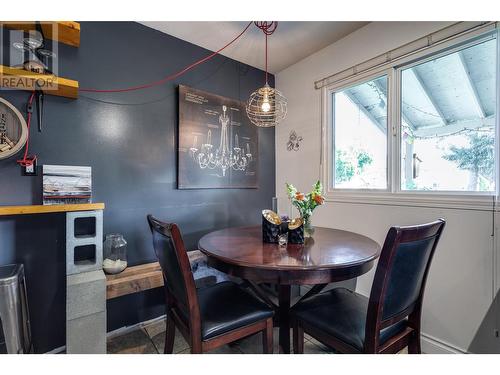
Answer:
178 85 258 189
189 105 253 177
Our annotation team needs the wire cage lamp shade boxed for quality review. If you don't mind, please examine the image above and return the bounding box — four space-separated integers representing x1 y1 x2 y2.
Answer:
246 21 287 127
246 84 287 127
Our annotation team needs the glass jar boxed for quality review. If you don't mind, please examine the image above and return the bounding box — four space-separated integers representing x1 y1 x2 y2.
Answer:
103 234 127 274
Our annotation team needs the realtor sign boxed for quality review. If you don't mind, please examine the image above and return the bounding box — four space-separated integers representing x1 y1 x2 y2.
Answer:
0 22 59 92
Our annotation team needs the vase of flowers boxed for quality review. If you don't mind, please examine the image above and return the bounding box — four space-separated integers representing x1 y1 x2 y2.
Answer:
286 180 324 238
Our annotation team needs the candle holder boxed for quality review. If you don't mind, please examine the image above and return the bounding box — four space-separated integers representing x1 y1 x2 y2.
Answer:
287 218 304 244
262 209 282 243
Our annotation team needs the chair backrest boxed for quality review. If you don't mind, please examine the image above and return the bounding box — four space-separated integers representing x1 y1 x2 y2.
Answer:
147 215 200 328
365 219 445 348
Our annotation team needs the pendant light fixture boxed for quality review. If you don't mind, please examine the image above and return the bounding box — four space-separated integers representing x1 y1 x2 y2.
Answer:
246 22 287 127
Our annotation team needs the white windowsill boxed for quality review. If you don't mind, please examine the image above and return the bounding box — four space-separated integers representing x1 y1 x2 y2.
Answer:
323 191 498 211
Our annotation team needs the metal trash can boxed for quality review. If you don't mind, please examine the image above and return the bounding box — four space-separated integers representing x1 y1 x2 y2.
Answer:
0 264 32 354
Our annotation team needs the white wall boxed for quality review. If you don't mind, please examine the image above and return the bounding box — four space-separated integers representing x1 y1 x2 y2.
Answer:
276 22 500 353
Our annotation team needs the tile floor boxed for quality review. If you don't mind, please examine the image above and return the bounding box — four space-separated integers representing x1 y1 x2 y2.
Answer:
107 317 336 354
107 318 410 354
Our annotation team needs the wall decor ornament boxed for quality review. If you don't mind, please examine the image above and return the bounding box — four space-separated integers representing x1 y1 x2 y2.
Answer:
246 22 287 127
178 85 258 189
287 130 303 151
0 97 28 160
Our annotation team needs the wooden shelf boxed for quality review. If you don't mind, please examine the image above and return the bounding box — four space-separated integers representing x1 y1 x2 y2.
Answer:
0 203 105 216
0 65 79 99
106 262 163 300
0 21 80 47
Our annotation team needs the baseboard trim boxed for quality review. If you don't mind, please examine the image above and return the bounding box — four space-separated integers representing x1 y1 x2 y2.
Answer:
45 345 66 354
44 315 167 353
421 333 468 354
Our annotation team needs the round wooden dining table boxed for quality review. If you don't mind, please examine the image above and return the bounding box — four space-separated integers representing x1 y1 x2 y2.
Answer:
198 225 381 353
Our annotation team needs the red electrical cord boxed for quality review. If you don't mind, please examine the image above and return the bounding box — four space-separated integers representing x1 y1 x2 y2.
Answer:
80 21 253 93
265 32 268 84
16 91 37 167
11 22 266 167
254 21 278 85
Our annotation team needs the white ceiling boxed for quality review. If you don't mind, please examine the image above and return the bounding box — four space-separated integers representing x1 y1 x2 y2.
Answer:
140 21 368 73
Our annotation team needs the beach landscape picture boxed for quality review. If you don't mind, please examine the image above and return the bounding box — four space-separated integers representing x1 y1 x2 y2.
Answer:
42 165 92 205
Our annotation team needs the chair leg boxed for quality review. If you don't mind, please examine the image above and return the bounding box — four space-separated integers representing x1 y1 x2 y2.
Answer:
164 315 176 354
191 341 202 354
293 319 304 354
408 331 421 354
262 318 274 354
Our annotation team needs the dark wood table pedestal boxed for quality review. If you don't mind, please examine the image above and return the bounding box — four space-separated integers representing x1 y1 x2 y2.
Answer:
245 280 328 353
199 226 381 354
278 284 291 353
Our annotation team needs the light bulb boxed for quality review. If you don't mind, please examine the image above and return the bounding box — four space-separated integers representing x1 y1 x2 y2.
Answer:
261 95 271 112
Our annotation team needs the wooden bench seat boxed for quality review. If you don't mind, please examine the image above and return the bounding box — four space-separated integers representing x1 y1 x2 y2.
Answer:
106 262 163 299
105 250 233 300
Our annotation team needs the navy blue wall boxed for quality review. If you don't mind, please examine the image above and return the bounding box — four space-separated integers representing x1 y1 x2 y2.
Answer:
0 22 275 353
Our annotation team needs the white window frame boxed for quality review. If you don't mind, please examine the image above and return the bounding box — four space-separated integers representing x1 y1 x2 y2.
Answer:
323 69 393 193
321 28 500 211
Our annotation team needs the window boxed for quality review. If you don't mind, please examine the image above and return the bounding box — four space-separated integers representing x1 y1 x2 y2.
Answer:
333 76 388 189
400 38 496 192
327 31 498 198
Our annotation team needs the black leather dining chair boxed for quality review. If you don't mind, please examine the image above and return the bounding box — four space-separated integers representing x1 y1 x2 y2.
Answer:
147 215 274 354
292 219 445 354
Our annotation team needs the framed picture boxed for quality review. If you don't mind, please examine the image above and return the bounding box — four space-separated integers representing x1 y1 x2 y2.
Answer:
178 85 258 189
43 165 92 205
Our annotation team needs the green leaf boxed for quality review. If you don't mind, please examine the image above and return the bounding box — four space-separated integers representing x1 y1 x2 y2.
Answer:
443 133 494 190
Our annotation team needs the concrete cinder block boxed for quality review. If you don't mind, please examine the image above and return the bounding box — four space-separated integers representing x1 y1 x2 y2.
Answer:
66 210 103 275
66 270 106 320
65 210 106 354
66 311 106 354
